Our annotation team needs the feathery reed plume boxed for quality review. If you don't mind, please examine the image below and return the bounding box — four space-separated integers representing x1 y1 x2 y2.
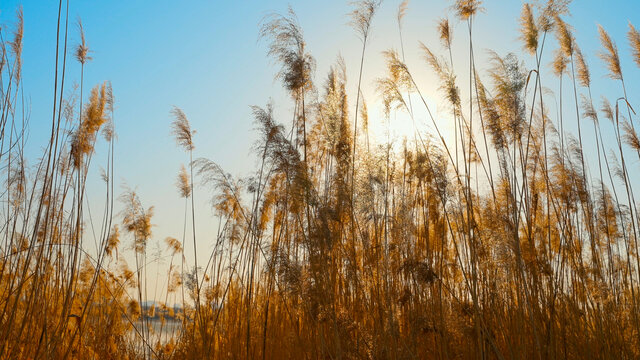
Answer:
554 15 573 57
536 0 571 32
488 52 527 142
628 22 640 68
165 237 183 255
105 80 114 112
421 43 446 79
71 82 109 168
598 25 622 80
574 46 590 87
421 43 461 115
360 95 369 138
121 191 154 253
7 162 25 205
622 120 640 151
580 95 597 122
102 82 115 141
398 0 409 27
552 49 567 77
437 18 452 49
101 119 115 143
177 164 191 198
260 7 315 95
75 18 92 65
453 0 483 20
476 75 506 150
519 3 538 55
377 50 410 116
10 7 23 83
349 0 381 41
105 225 120 258
170 106 194 151
601 97 614 123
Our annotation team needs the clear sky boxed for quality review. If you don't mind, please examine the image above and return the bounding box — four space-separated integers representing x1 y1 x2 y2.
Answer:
2 0 640 300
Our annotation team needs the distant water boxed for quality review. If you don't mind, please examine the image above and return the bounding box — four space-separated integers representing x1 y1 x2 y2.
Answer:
129 318 182 344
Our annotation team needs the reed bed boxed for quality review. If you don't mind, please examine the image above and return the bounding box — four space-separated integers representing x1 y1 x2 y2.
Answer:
1 0 640 359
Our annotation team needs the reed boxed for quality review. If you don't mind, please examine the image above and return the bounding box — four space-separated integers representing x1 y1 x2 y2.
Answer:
1 1 640 359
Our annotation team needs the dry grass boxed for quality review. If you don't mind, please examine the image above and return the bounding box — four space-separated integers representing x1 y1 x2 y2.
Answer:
2 1 640 359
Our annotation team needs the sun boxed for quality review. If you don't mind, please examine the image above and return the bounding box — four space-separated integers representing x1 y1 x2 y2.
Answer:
365 97 456 154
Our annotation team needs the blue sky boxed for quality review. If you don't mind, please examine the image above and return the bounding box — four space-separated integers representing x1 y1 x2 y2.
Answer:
2 0 640 300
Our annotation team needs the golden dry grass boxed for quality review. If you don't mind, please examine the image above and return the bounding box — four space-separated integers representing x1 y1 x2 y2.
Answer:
1 1 640 359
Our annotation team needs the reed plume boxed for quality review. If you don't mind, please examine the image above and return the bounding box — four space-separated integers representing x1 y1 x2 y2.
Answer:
437 18 452 49
349 0 381 41
598 25 622 80
601 97 615 123
71 82 109 168
628 22 640 68
552 49 567 77
554 15 573 57
177 164 191 198
9 7 23 83
453 0 483 20
75 18 92 65
260 7 315 95
519 3 538 55
398 0 409 27
622 120 640 152
105 225 120 258
171 106 194 151
165 236 183 255
574 46 590 87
